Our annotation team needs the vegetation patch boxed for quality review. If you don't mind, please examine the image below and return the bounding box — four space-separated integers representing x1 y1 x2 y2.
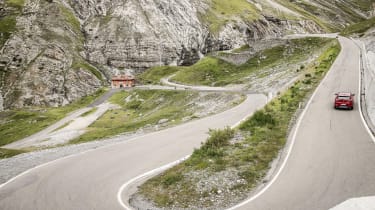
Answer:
70 90 198 144
275 0 335 32
0 88 106 146
0 15 17 47
231 45 250 53
200 0 259 34
352 0 375 12
70 90 244 144
80 107 98 117
51 120 73 132
134 40 340 209
59 5 81 36
0 148 25 159
340 16 375 36
72 59 104 81
0 0 25 47
138 66 181 85
171 37 333 86
5 0 25 10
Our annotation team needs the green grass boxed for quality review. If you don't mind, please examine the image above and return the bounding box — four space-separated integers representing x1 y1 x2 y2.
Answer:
70 90 244 144
200 0 260 34
137 40 341 209
0 148 25 159
81 107 98 117
334 2 365 23
0 88 106 146
6 0 25 10
0 0 25 47
138 66 181 84
231 45 250 53
72 60 104 81
70 90 198 144
275 0 335 32
52 120 72 132
340 16 375 36
352 0 375 12
171 37 333 86
59 5 81 36
0 15 17 47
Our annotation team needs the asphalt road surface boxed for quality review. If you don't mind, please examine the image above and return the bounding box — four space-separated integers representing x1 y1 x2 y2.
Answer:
233 37 375 210
0 94 267 210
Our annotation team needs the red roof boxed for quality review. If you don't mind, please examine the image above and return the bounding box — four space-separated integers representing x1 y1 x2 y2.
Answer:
111 75 135 81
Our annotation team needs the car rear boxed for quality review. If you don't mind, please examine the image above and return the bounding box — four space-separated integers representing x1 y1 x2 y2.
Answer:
334 93 353 110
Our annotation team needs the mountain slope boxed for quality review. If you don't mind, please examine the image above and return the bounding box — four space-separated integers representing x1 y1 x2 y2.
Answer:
0 0 373 110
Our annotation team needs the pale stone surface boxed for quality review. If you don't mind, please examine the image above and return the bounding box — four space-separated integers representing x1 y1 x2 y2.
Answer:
0 91 3 111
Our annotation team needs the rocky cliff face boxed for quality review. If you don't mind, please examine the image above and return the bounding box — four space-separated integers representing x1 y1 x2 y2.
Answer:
0 0 102 109
0 0 373 110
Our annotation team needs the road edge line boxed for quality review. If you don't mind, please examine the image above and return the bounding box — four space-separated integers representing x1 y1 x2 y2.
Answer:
116 94 267 209
116 155 190 210
225 37 343 210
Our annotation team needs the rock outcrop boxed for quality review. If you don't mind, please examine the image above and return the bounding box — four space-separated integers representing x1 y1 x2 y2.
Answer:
0 0 102 108
0 0 373 109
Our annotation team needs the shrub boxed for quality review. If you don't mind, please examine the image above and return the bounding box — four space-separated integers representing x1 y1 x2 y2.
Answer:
126 100 142 110
161 173 183 187
203 127 234 149
239 110 276 130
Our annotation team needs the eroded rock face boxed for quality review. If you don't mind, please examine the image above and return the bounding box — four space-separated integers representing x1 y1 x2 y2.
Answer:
80 0 323 70
0 0 102 109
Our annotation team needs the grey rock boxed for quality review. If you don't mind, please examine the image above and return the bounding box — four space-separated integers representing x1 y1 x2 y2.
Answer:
0 91 3 111
158 118 169 124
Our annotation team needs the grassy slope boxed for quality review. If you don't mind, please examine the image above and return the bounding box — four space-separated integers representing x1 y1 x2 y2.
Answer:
170 37 332 86
340 16 375 36
70 90 244 144
137 40 341 208
0 89 106 147
138 66 182 85
200 0 260 34
72 59 104 81
276 0 335 31
0 148 25 159
70 90 198 144
0 0 25 47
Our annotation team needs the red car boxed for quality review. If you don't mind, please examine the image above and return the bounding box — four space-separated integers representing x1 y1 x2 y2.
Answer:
334 92 355 110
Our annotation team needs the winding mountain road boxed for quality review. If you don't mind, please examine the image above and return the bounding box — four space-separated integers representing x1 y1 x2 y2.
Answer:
0 36 374 210
232 37 375 210
0 93 267 209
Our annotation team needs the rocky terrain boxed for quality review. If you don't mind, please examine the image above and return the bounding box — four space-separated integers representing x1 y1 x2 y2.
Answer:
0 0 374 110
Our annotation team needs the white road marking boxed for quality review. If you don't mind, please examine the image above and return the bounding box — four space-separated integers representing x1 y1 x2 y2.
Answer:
116 94 265 209
117 156 190 210
225 37 344 210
